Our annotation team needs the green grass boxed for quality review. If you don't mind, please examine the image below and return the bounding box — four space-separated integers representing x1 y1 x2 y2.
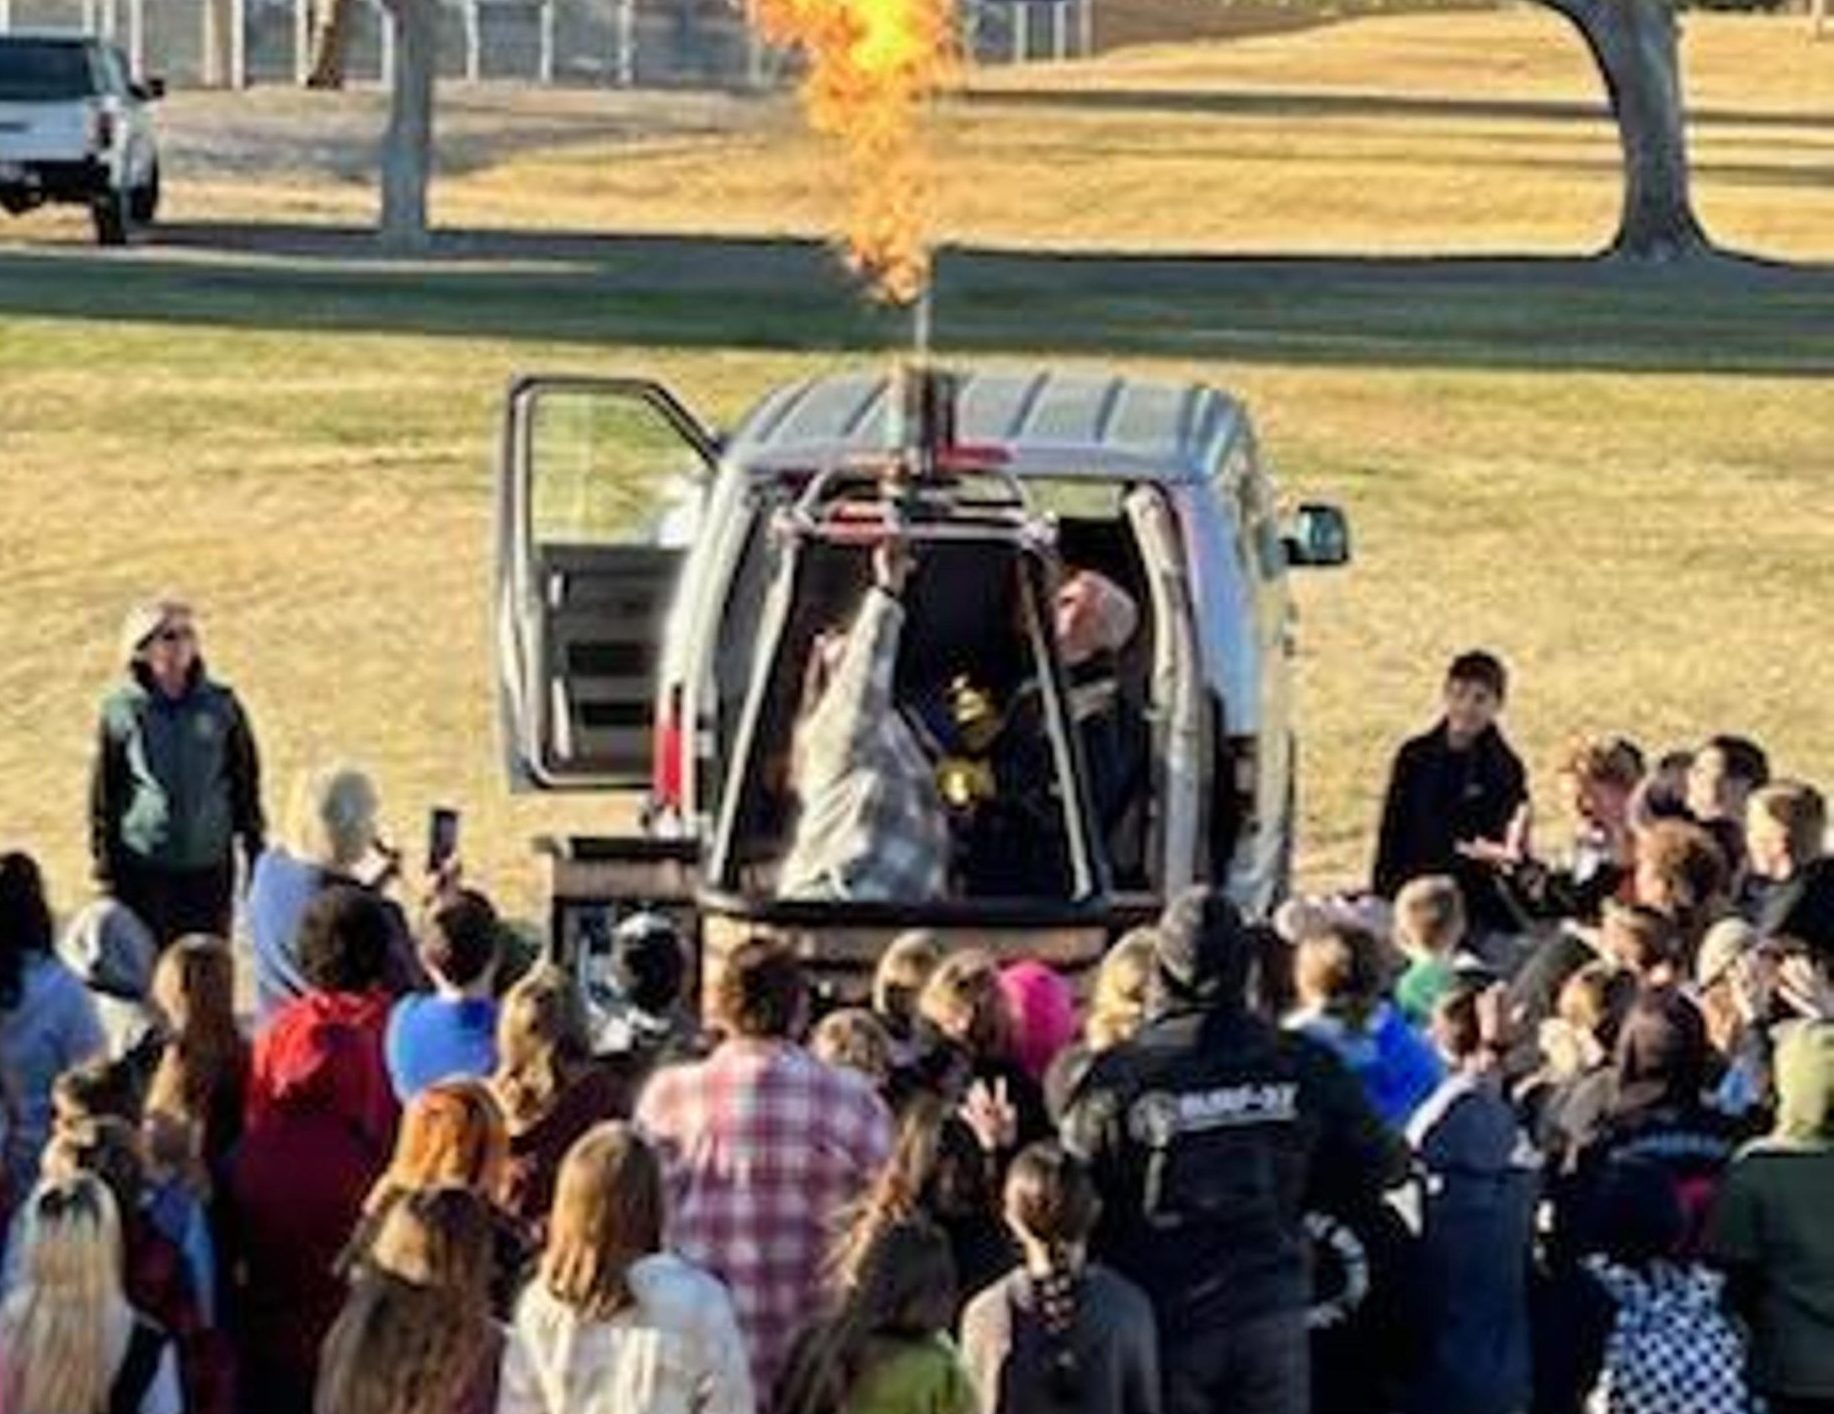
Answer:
2 10 1832 920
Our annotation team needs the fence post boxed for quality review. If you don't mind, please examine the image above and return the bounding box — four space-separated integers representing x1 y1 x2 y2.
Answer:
1078 0 1092 56
379 0 396 87
294 0 311 82
128 0 145 70
465 0 480 79
1011 1 1028 63
615 0 633 85
538 0 554 81
230 0 247 86
1051 0 1065 58
0 0 11 35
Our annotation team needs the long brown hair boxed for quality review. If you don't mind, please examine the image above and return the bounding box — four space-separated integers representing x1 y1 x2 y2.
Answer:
315 1187 498 1414
541 1122 664 1320
776 1219 957 1414
366 1079 508 1215
492 965 592 1132
146 936 246 1150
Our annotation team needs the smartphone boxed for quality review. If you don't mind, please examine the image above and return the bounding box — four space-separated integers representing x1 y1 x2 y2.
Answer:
426 806 460 874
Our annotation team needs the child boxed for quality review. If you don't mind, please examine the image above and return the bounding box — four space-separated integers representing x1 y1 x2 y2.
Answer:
776 1218 975 1414
1708 1019 1834 1414
385 889 502 1102
1584 1158 1750 1414
1404 986 1538 1414
1372 650 1528 938
1288 924 1443 1129
1393 876 1482 1026
814 1008 896 1090
959 1142 1158 1414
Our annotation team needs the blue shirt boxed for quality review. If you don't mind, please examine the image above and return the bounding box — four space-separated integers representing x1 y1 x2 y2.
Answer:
384 994 499 1102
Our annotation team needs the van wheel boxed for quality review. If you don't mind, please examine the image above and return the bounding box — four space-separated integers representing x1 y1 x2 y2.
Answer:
91 190 129 245
128 164 159 225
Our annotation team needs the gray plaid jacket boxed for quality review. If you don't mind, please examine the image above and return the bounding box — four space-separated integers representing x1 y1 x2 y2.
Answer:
779 588 951 902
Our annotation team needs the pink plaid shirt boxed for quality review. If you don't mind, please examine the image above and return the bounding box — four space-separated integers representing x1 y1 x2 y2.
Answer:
636 1039 893 1405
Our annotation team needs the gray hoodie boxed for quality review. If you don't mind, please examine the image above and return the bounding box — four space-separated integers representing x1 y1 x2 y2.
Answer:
57 897 163 1062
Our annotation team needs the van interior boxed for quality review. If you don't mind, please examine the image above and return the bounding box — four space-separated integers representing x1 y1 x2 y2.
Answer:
713 473 1165 901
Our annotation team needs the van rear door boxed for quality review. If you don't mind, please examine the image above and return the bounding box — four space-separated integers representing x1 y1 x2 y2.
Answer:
495 375 718 792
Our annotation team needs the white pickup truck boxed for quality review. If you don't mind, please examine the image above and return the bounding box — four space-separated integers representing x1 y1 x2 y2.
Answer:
0 33 161 244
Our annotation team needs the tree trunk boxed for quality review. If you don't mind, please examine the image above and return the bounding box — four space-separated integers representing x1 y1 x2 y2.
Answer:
1542 0 1710 260
306 0 356 87
378 0 436 249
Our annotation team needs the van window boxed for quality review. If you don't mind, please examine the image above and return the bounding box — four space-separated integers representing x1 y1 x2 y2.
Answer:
0 40 97 101
1219 440 1284 582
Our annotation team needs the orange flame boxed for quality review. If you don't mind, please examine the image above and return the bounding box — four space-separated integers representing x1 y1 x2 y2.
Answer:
753 0 958 303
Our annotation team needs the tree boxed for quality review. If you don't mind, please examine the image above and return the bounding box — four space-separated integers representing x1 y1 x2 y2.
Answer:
307 0 357 88
377 0 438 247
1537 0 1709 260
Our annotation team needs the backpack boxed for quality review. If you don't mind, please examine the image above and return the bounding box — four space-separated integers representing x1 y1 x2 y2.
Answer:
1584 1259 1750 1414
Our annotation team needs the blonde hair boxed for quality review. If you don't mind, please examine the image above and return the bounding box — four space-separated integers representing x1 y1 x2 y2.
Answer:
0 1174 125 1414
1086 929 1158 1051
542 1123 664 1320
918 949 1012 1061
872 931 944 1031
492 965 592 1132
1393 876 1466 959
812 1008 894 1084
287 763 381 870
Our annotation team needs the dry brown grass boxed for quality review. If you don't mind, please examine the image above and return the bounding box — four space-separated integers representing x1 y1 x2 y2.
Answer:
1 10 1830 922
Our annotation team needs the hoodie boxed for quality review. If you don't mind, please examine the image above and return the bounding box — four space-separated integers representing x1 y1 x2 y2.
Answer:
57 897 162 1063
1290 1003 1444 1130
233 987 397 1395
1404 1071 1540 1414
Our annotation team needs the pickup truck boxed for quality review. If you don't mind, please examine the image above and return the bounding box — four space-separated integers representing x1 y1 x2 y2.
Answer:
0 33 162 244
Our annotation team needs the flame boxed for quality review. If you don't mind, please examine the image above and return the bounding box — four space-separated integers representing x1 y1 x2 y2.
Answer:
753 0 958 303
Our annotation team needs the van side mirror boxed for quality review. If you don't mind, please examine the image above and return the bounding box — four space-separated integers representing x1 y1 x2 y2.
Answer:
133 77 166 100
1284 503 1351 568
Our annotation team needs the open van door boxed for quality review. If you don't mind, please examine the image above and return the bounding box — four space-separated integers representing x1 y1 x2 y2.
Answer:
495 375 718 793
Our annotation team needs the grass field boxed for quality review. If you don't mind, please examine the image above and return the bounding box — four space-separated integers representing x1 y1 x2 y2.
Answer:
1 11 1831 921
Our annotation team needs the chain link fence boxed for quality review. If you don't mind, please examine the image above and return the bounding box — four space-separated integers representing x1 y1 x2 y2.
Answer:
0 0 1094 89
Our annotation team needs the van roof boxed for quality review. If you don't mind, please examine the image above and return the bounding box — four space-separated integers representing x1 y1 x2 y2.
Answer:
726 367 1245 483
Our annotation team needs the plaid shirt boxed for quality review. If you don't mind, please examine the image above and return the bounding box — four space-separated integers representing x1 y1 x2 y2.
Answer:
636 1040 893 1404
779 587 951 902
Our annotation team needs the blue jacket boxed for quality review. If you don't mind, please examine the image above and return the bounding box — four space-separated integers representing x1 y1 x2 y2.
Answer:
1293 1003 1444 1129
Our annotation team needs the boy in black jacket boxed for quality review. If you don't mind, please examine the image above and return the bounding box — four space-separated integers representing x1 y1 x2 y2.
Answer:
1372 651 1527 939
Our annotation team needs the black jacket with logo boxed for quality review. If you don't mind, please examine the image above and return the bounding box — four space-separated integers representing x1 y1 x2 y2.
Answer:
1060 1002 1404 1341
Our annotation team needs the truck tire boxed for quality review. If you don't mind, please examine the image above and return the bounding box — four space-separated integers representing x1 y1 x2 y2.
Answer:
128 163 159 225
91 189 128 245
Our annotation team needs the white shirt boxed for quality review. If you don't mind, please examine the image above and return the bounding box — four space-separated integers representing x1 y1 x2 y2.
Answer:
497 1252 755 1414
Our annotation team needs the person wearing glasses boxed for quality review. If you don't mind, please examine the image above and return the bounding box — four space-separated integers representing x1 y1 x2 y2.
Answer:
90 596 266 946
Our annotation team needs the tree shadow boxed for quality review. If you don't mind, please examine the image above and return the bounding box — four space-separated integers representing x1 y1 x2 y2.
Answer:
2 221 1831 375
963 86 1834 133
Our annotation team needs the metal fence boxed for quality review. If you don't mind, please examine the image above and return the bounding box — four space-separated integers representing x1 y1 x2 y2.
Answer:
0 0 1094 89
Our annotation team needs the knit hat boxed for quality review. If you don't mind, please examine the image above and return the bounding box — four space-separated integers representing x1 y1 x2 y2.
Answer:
1155 887 1248 1005
118 595 191 664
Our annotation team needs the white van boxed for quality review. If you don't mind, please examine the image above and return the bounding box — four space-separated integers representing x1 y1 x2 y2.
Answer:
495 366 1349 987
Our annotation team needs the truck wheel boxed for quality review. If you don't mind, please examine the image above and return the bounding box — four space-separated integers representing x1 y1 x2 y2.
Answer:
128 164 159 225
91 190 129 246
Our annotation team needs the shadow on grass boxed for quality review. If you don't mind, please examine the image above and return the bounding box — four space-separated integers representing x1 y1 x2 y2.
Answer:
2 222 1832 375
963 86 1834 133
